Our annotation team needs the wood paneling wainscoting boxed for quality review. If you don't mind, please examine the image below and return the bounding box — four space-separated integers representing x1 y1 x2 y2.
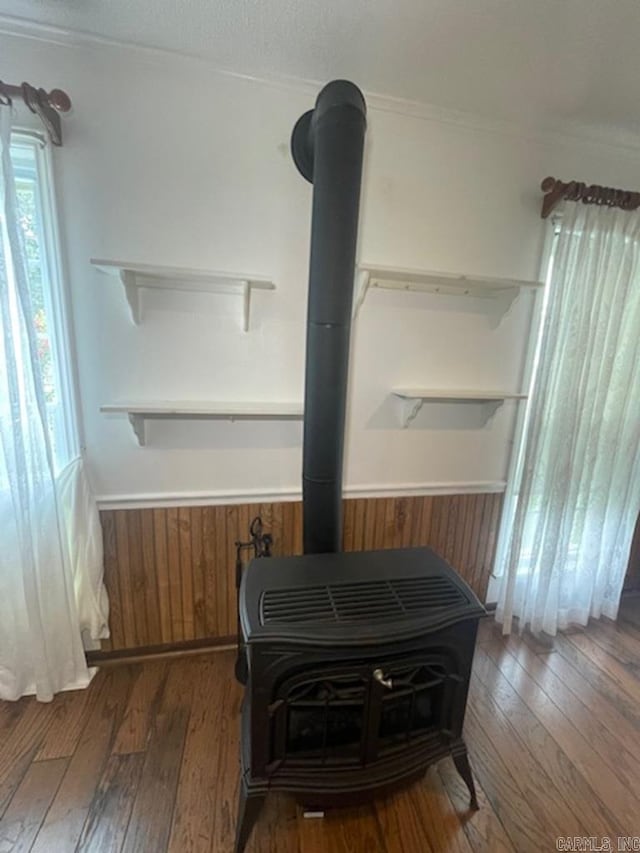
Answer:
99 493 503 653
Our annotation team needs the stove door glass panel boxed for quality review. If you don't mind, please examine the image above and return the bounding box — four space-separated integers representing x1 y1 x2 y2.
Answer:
378 663 448 747
283 675 368 763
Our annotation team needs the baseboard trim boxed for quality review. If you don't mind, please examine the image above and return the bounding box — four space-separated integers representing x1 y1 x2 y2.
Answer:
86 635 236 666
96 481 506 510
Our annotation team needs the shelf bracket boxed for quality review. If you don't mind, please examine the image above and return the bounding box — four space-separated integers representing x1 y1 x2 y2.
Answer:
401 398 424 428
482 400 504 424
128 413 146 446
489 289 520 329
120 270 141 324
352 269 371 318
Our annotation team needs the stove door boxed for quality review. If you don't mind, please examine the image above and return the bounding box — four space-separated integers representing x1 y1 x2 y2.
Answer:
269 652 461 771
270 665 371 768
367 658 461 762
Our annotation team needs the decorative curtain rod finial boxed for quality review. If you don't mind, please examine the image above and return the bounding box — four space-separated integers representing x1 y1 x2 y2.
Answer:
48 89 72 113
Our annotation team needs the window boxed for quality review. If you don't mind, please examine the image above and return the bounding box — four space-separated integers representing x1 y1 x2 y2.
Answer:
6 132 78 473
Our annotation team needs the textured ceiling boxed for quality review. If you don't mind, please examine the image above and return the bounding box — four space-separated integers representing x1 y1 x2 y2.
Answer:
2 0 640 138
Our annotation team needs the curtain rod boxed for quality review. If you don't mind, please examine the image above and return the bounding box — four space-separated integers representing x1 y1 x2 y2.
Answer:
0 81 72 147
541 175 640 219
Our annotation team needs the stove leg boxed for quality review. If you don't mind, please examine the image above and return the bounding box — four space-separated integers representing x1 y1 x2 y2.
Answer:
452 745 479 810
234 780 266 853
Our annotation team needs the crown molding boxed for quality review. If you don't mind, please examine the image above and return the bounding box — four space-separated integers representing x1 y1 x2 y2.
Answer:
2 12 640 158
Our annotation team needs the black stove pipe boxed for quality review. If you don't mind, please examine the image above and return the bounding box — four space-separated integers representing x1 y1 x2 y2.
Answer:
291 80 367 555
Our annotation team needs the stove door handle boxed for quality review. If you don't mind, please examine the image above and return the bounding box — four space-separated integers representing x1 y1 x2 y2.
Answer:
373 668 393 690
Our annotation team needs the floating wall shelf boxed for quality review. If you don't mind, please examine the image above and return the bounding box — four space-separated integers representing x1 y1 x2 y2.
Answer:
354 265 543 316
101 401 303 446
91 259 275 330
392 389 528 428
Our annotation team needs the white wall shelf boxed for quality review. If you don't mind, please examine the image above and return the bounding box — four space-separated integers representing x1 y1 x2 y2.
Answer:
91 259 275 330
355 264 543 316
101 401 303 446
392 389 528 427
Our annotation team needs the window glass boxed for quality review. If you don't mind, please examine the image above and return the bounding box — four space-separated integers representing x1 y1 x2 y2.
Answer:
7 136 76 471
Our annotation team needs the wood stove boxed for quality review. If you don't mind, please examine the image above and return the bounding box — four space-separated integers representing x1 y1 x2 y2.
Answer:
235 547 484 851
234 80 485 851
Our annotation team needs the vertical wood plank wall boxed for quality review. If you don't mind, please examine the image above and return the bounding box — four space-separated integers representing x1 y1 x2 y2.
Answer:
100 493 503 652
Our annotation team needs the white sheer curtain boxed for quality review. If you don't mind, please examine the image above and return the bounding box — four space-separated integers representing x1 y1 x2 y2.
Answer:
496 202 640 636
0 106 108 701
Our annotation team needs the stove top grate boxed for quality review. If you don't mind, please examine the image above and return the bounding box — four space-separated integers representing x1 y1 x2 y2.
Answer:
260 576 466 625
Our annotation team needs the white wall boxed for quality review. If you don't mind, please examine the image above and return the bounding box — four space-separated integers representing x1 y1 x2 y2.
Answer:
4 29 640 505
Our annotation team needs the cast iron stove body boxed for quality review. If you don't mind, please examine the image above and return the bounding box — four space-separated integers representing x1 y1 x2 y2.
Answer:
235 547 485 851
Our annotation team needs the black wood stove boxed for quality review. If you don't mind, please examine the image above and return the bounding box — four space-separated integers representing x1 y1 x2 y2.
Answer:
236 547 484 850
234 80 485 852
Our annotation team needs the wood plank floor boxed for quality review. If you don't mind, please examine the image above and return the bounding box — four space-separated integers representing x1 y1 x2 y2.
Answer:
2 605 640 852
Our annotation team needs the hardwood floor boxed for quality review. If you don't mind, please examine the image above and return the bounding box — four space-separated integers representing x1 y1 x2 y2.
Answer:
2 611 640 852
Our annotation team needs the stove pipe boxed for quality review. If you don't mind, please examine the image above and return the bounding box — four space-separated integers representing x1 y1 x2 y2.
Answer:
291 81 367 555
